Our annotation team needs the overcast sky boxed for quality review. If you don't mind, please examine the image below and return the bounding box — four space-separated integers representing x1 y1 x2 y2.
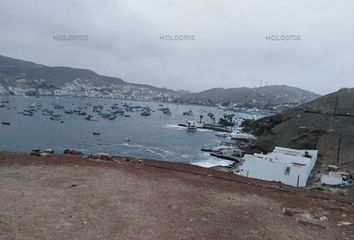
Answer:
0 0 353 94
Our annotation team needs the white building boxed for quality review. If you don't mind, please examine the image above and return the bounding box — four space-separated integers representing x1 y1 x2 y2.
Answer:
234 147 318 187
321 172 353 186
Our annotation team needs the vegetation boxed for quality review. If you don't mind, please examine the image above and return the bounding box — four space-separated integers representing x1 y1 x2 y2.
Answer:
218 114 235 127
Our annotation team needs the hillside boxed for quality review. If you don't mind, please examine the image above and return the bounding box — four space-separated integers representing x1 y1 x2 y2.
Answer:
175 85 320 108
0 55 319 106
242 88 354 195
0 152 353 239
0 55 179 101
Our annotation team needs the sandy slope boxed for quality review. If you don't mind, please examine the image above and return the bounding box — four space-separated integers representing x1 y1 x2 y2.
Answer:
0 152 353 240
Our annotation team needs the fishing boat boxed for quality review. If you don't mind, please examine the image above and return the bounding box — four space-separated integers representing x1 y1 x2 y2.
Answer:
23 111 34 116
64 110 74 114
1 122 10 125
215 133 231 138
92 132 101 136
162 108 171 115
54 104 64 109
50 116 61 121
210 149 244 161
186 120 198 130
183 110 193 116
230 133 257 141
201 145 234 152
141 110 151 116
108 115 116 120
85 115 98 121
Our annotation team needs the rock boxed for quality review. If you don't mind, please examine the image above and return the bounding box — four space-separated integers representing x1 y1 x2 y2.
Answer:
283 208 297 217
45 149 54 154
337 221 352 227
296 213 327 228
320 216 328 222
63 149 83 156
91 152 112 161
297 126 309 135
28 151 41 156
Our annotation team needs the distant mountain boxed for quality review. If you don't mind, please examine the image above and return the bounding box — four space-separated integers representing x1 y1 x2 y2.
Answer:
0 55 179 101
0 55 319 107
175 85 320 108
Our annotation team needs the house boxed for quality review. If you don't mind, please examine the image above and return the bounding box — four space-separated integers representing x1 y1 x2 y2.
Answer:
321 172 353 186
233 147 318 187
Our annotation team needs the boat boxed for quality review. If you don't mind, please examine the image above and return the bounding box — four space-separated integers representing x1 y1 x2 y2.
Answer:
108 115 116 120
23 112 34 116
230 133 257 141
210 149 244 161
64 110 74 114
201 145 234 152
183 110 193 116
215 133 231 138
162 109 171 115
85 115 98 121
1 122 10 125
42 108 53 116
50 116 61 121
100 113 116 120
92 132 101 136
141 110 151 116
54 104 64 109
186 120 198 130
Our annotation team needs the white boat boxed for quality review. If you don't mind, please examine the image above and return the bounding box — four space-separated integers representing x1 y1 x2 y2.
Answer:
231 133 257 141
186 120 199 130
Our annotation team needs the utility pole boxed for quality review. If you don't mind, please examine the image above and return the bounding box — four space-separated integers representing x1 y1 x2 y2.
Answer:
336 129 342 166
330 96 339 129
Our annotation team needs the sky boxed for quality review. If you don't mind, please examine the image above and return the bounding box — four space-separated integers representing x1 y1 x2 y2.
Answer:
0 0 353 94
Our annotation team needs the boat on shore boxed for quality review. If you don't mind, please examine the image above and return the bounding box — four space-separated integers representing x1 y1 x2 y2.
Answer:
215 133 231 138
210 149 244 161
230 133 257 141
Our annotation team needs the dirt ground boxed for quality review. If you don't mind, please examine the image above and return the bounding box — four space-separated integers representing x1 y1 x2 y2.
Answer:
0 152 353 240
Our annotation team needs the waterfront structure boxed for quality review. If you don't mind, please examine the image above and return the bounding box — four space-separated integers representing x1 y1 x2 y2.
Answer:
233 147 318 187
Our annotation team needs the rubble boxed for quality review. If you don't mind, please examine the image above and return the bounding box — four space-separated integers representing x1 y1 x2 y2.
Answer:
63 149 83 156
91 152 113 161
